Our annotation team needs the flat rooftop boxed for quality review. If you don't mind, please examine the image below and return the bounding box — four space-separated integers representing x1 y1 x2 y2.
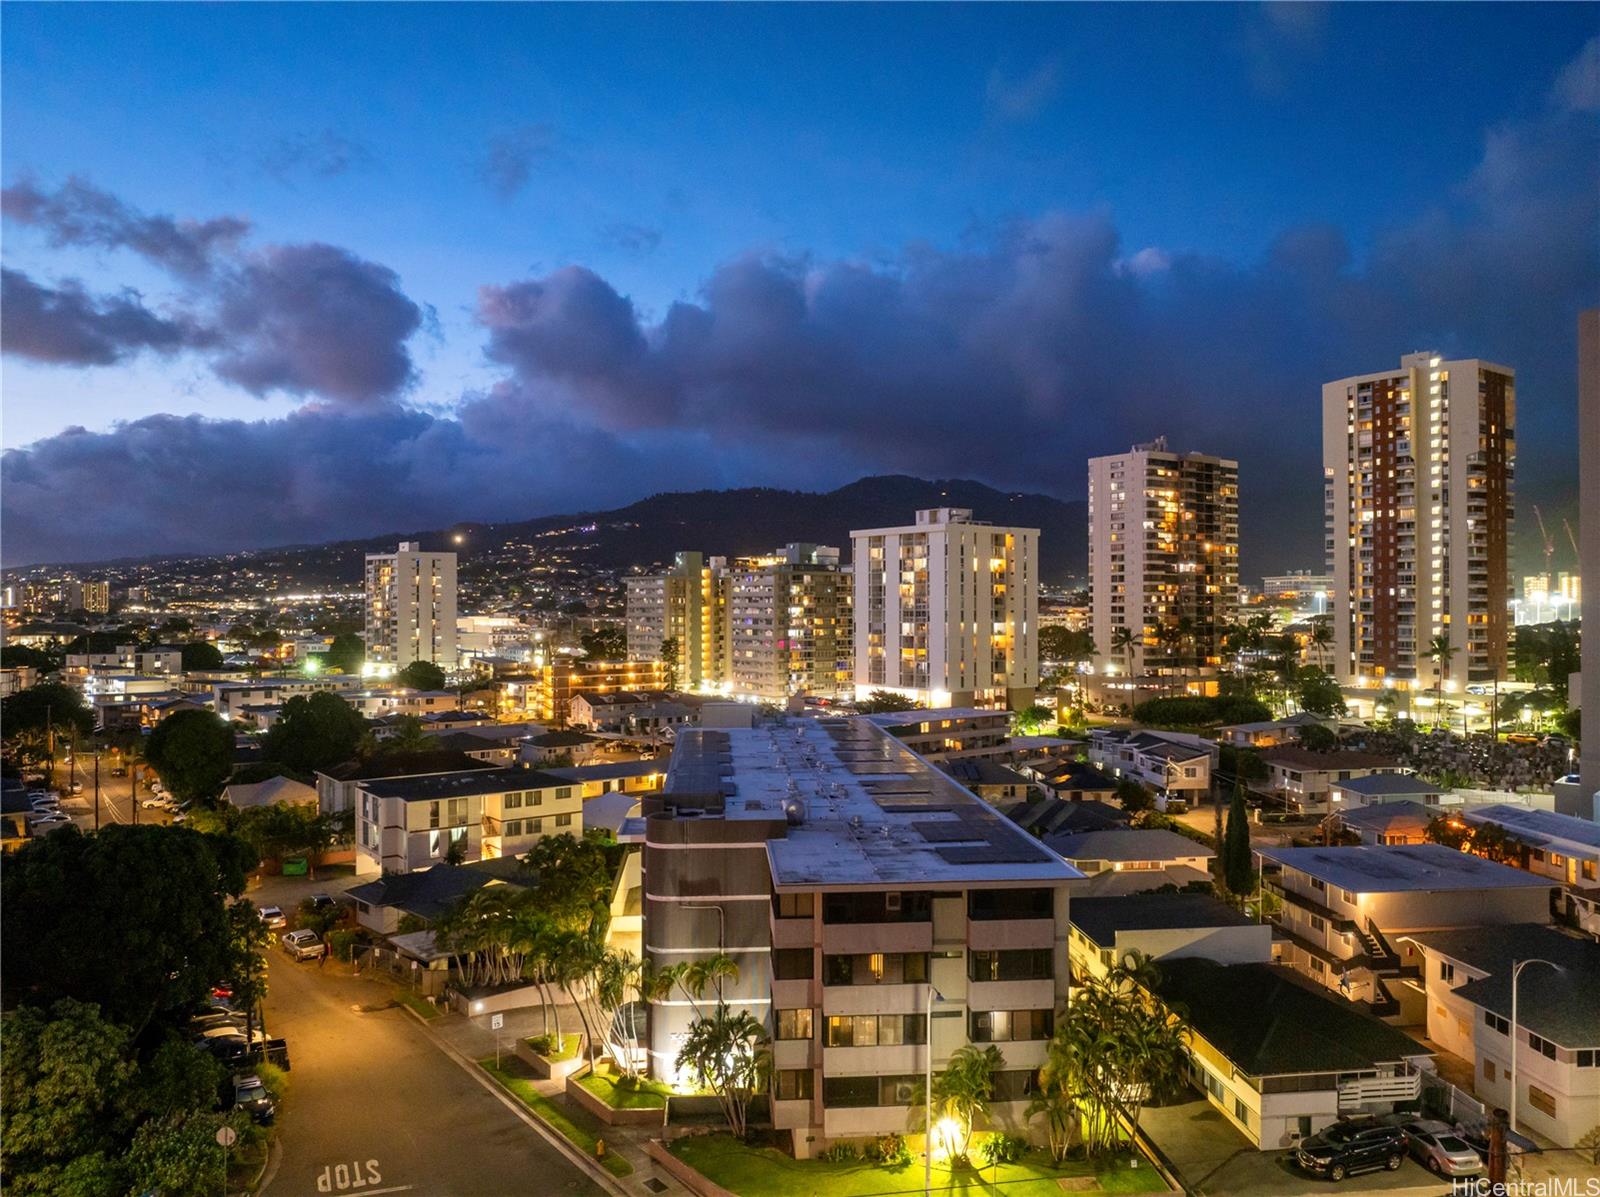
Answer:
1071 892 1255 949
361 765 578 802
1462 804 1600 852
667 718 1081 890
1331 774 1444 799
1258 842 1554 893
863 707 1009 729
1047 828 1214 863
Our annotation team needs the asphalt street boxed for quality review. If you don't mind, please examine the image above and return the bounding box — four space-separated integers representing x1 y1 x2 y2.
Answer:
258 930 607 1197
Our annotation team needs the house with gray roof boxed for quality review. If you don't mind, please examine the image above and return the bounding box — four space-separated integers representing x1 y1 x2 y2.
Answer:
1460 804 1600 937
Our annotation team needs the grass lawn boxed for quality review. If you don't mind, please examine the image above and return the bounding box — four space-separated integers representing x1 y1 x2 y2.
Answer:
669 1134 1168 1196
392 989 441 1020
479 1059 633 1178
577 1067 671 1110
526 1032 581 1061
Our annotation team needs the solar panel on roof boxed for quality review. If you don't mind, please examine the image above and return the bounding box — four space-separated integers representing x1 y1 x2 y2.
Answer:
914 821 983 843
937 844 1045 865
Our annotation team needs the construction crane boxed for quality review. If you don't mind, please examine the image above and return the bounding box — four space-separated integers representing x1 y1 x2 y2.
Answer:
1563 518 1579 566
1533 505 1555 582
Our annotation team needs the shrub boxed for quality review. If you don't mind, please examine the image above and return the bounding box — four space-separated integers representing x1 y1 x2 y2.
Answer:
980 1133 1028 1166
615 1074 639 1091
326 929 357 962
865 1133 911 1166
254 1061 289 1104
528 1034 554 1055
820 1142 860 1163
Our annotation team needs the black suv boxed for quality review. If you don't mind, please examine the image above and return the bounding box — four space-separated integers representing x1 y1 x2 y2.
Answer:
1296 1118 1408 1182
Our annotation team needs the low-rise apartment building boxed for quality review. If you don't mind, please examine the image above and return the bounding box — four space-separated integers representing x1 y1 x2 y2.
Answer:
1153 959 1433 1150
1045 829 1215 896
863 707 1011 762
1217 712 1337 749
1257 843 1555 1018
1259 747 1407 814
500 658 670 725
1328 800 1436 847
1399 925 1600 1148
212 675 364 721
1459 805 1600 936
1068 893 1271 981
642 716 1081 1157
1087 729 1213 807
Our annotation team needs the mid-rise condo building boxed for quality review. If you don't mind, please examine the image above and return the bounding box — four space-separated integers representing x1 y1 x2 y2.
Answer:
365 542 458 668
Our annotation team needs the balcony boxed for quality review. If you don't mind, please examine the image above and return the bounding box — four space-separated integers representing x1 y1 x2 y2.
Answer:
1337 1067 1421 1110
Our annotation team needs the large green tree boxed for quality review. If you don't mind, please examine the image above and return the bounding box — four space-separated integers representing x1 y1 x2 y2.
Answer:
1295 667 1347 717
177 641 224 671
262 690 367 772
322 632 365 675
2 825 257 1034
1 681 94 747
145 708 235 801
856 689 919 714
396 659 447 691
579 626 628 660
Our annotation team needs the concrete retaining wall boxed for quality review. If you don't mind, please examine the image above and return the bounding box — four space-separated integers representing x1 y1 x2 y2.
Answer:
644 1139 739 1197
566 1070 666 1128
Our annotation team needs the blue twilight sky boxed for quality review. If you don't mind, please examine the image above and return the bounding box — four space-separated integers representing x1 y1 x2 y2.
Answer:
2 3 1596 570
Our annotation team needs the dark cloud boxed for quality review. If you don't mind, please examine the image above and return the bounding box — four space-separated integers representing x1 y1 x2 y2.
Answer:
1 177 247 278
480 125 556 200
4 42 1593 572
261 130 376 184
210 244 422 402
2 181 421 403
0 267 209 366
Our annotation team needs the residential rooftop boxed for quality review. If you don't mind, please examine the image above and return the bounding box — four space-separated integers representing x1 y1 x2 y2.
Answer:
1258 842 1555 893
361 764 617 802
1461 804 1600 852
1260 747 1403 770
1330 774 1445 800
1071 892 1253 949
1047 828 1215 863
665 718 1082 890
1153 959 1430 1076
1333 800 1438 834
1399 925 1600 1048
862 706 1009 730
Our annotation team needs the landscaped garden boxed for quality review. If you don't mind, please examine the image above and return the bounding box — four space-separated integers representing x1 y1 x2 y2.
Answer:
577 1065 672 1110
668 1134 1169 1196
526 1031 580 1060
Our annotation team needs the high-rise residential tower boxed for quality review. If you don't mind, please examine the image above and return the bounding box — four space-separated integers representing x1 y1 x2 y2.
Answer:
1323 353 1514 688
624 551 729 690
727 544 851 703
1088 439 1240 680
1578 311 1598 805
364 542 458 669
850 508 1038 709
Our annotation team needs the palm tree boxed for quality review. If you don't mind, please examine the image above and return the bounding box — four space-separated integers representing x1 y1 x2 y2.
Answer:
1309 618 1334 672
674 1008 770 1138
1110 626 1137 683
912 1043 1005 1165
1425 634 1458 728
1025 1086 1078 1165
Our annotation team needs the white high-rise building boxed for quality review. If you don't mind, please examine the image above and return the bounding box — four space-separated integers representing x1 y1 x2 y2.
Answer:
726 543 850 703
850 508 1038 709
1322 353 1514 688
364 542 458 669
1088 440 1240 680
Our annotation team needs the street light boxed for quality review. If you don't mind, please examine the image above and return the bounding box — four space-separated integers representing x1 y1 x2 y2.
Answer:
924 983 945 1197
1509 958 1564 1136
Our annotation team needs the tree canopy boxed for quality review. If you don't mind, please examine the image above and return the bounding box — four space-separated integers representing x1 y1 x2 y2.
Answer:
145 708 235 802
1295 667 1347 717
262 691 367 773
1 681 94 745
1 824 257 1034
177 641 224 671
1131 694 1271 728
396 659 447 691
579 626 628 661
856 689 919 714
318 632 365 675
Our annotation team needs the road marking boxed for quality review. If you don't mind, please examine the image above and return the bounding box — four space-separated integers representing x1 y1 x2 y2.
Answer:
341 1188 413 1197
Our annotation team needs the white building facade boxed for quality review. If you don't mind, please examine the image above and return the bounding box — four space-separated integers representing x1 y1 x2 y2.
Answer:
851 508 1039 710
364 542 458 669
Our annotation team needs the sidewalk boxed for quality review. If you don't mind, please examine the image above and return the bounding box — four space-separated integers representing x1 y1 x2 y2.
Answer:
420 1000 689 1196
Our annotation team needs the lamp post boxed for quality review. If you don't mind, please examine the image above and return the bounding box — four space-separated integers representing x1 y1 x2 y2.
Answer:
1509 958 1563 1136
924 983 944 1197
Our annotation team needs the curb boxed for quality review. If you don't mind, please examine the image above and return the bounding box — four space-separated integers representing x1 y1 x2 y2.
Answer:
399 1003 633 1197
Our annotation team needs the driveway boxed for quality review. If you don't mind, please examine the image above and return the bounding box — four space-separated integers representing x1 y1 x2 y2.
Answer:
258 924 607 1197
1142 1100 1447 1197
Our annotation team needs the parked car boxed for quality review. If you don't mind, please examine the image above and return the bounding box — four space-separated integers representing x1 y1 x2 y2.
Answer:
27 813 72 830
140 796 166 809
187 1013 248 1036
307 893 336 910
68 781 84 794
258 905 287 929
1295 1118 1407 1182
229 1074 276 1125
198 1029 291 1071
30 796 62 811
280 929 326 961
1403 1120 1483 1176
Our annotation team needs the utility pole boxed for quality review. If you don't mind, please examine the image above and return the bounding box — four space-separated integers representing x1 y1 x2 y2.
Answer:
131 756 138 826
93 751 101 831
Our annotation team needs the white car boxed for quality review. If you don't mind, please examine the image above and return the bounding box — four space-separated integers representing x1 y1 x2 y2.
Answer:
140 796 166 809
258 906 287 930
27 813 72 830
280 930 327 961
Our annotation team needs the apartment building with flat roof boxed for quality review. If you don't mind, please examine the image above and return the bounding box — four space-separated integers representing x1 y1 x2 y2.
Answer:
365 542 457 668
851 508 1039 710
727 543 851 704
642 715 1080 1157
1323 354 1514 687
625 551 729 690
1257 843 1554 1019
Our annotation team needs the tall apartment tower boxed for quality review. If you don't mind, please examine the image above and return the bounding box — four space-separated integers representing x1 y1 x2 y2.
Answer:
850 508 1039 710
1088 439 1240 679
624 552 729 690
364 542 458 668
1322 353 1514 687
727 544 851 703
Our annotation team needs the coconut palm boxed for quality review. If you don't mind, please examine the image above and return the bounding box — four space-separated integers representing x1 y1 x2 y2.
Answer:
1425 634 1458 728
1110 626 1137 683
1025 1086 1078 1164
911 1043 1005 1165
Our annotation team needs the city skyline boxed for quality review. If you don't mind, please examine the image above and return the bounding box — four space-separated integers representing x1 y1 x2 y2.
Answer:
2 5 1595 571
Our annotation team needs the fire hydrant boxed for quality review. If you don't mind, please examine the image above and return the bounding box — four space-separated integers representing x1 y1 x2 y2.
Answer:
595 1139 606 1162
